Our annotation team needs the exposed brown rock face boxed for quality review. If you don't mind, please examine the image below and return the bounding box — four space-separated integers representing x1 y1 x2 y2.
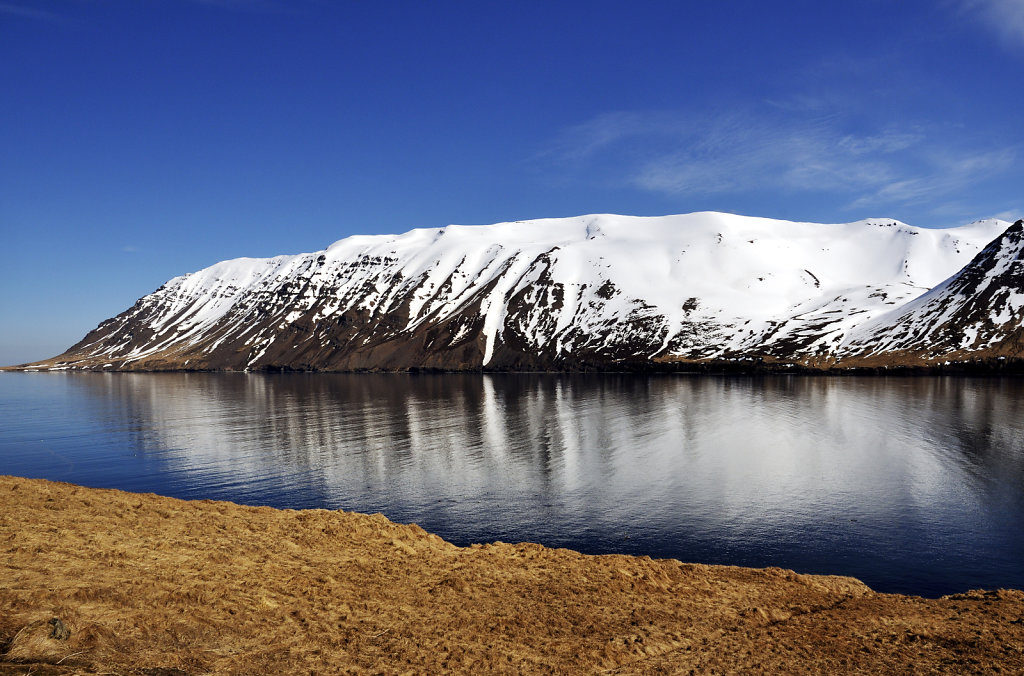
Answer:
3 476 1023 674
9 215 1024 373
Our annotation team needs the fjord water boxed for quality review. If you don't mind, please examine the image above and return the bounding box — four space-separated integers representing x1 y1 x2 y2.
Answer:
2 372 1022 597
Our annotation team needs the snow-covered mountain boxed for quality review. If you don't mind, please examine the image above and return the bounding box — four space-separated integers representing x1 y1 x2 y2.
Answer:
21 212 1024 372
838 219 1024 366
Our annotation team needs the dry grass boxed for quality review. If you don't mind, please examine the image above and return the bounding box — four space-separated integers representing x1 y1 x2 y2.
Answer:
2 475 1023 674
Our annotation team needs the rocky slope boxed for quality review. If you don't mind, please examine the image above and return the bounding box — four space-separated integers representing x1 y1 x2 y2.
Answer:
3 476 1024 674
14 212 1024 372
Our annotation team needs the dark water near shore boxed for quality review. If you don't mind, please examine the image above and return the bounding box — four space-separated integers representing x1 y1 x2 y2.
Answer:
1 371 1022 597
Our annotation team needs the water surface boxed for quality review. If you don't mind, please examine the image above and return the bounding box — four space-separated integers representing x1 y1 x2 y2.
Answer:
1 372 1022 597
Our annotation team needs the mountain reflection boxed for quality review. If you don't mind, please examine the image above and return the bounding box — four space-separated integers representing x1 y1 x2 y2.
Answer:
51 373 1024 596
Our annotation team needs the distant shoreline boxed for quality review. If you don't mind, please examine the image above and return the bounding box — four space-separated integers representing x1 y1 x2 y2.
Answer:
5 359 1024 375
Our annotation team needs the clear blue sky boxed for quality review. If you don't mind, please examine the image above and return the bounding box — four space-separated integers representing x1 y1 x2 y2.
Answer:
2 0 1022 365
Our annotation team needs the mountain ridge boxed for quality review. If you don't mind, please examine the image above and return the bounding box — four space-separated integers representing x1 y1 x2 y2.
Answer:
10 212 1024 372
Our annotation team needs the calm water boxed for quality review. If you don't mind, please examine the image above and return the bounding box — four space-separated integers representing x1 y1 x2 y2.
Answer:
1 371 1022 597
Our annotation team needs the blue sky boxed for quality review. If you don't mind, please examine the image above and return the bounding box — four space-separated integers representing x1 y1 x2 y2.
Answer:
1 0 1022 365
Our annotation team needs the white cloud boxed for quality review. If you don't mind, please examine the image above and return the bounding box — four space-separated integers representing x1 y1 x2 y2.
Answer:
849 148 1016 209
627 120 894 196
958 0 1024 48
184 0 314 13
0 2 61 21
837 131 923 156
991 208 1023 221
763 95 832 113
547 108 1017 217
544 111 684 162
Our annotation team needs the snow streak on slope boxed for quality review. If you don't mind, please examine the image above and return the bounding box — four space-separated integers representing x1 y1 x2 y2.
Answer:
34 213 1010 372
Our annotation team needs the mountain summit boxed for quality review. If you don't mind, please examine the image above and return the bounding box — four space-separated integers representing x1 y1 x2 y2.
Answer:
19 212 1024 372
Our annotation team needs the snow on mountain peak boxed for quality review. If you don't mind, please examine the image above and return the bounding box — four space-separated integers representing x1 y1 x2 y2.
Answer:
25 212 1018 372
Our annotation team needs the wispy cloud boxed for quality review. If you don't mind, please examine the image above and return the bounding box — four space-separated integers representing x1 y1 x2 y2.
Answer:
849 148 1016 209
183 0 318 13
546 111 684 162
630 120 912 196
0 2 62 21
992 208 1023 221
837 132 923 156
763 95 833 114
546 107 1017 218
957 0 1024 48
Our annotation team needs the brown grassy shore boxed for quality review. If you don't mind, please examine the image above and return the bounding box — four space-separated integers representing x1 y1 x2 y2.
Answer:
2 476 1023 675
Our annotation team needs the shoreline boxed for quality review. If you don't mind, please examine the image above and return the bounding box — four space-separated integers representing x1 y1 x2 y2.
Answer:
5 359 1024 376
3 476 1024 674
